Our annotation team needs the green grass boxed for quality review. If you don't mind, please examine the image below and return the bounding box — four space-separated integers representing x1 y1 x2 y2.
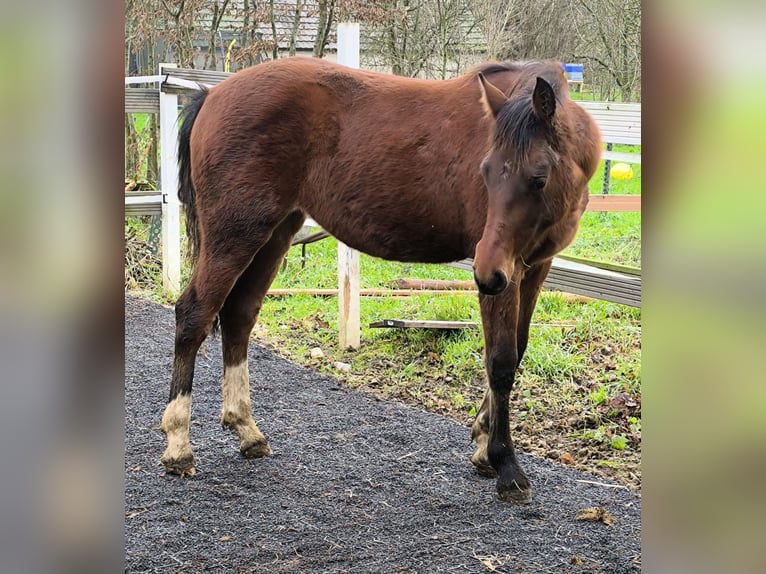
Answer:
260 231 640 404
125 112 156 185
564 145 641 267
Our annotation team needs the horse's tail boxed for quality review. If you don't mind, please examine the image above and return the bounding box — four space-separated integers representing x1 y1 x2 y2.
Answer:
177 88 209 265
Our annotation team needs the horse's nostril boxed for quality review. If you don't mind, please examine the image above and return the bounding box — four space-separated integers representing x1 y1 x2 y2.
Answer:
474 270 508 296
490 271 508 292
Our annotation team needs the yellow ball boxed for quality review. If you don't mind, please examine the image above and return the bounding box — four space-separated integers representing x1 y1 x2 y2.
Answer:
610 162 634 180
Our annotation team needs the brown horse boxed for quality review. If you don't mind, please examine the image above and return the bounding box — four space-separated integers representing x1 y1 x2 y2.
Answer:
160 57 601 503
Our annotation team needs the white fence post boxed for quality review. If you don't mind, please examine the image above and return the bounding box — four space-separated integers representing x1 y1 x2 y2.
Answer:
336 23 361 350
159 63 181 295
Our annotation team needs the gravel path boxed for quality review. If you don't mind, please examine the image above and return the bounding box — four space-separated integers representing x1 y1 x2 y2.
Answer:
125 295 640 573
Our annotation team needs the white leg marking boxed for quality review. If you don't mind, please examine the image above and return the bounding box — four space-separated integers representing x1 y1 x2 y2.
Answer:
160 394 195 475
221 360 270 457
221 360 252 427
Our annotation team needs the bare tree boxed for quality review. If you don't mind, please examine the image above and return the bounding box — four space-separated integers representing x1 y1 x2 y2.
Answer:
467 0 513 60
363 0 480 79
313 0 335 58
235 1 274 68
204 0 232 70
571 0 641 101
288 1 305 56
268 0 279 59
491 0 577 61
158 0 207 68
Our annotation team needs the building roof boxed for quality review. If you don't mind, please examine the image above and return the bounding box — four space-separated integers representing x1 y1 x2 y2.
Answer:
207 1 484 54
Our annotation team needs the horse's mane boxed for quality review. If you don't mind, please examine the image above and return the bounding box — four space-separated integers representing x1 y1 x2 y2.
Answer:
474 60 567 157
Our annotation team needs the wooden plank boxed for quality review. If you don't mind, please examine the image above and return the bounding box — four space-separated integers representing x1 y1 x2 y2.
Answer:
544 270 641 307
266 289 478 297
556 254 641 276
543 281 640 307
371 319 582 329
384 278 477 291
369 319 477 329
124 190 161 197
161 68 233 93
125 88 160 113
169 67 232 85
445 256 641 307
596 133 641 146
544 276 641 307
544 273 640 300
586 194 641 212
578 101 641 146
338 242 360 348
125 75 164 85
592 118 641 126
578 102 641 113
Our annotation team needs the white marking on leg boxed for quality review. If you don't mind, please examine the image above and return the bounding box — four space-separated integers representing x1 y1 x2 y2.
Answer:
221 360 270 456
221 360 252 427
160 394 195 475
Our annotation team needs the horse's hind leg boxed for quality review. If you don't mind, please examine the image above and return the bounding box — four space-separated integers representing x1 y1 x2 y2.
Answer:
217 210 306 458
161 213 291 476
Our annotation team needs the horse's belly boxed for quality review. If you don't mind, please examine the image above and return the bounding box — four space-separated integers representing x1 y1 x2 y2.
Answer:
314 216 470 264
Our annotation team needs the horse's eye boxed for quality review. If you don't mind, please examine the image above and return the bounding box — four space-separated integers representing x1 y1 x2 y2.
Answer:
500 162 510 178
531 176 547 190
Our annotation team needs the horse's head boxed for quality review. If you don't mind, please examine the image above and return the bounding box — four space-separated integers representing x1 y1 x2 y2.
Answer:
472 67 598 296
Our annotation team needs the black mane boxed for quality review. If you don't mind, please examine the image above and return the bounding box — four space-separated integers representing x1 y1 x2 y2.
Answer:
477 60 567 156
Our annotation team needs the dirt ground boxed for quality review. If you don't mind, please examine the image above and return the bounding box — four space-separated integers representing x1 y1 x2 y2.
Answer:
125 295 641 573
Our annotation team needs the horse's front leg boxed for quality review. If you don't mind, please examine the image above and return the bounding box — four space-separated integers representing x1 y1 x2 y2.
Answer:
484 298 531 502
473 275 533 502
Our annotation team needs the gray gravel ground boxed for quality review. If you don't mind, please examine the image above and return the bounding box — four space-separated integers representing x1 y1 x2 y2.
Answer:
125 295 641 573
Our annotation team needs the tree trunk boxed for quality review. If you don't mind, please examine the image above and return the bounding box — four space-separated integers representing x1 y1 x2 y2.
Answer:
243 0 252 67
269 0 279 60
313 0 335 58
288 1 303 57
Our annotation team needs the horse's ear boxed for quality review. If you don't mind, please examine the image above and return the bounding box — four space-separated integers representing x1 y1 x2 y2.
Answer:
532 77 556 122
478 73 508 118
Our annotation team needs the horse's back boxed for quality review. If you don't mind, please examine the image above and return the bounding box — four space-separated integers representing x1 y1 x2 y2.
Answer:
188 58 489 262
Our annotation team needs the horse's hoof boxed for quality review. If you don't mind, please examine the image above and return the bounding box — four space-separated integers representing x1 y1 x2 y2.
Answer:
240 440 271 459
161 451 196 477
496 480 533 504
470 453 498 478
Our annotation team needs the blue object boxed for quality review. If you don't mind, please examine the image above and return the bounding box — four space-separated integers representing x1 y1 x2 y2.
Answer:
563 63 584 82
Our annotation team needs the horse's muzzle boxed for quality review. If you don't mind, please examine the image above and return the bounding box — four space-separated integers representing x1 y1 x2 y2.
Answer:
474 270 508 296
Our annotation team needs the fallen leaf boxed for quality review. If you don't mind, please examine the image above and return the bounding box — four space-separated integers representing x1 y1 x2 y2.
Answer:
559 453 575 465
608 392 640 416
218 535 231 541
570 556 585 565
575 506 616 526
